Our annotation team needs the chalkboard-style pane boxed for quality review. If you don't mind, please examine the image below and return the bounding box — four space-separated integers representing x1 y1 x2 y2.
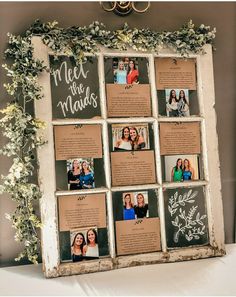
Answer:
49 55 101 119
164 187 209 248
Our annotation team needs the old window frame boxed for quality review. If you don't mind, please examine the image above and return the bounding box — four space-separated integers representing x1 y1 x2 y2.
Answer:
32 37 225 278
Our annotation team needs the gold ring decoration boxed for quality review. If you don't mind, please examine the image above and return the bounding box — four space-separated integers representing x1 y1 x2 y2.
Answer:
100 1 150 16
100 1 117 12
131 1 150 13
117 1 131 10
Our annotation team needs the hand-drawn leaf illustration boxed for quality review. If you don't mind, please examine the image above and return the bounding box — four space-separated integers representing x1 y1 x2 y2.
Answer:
196 212 200 220
168 189 207 244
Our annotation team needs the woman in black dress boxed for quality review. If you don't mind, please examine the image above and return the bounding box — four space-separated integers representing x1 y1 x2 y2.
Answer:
71 232 86 262
68 159 81 190
134 193 149 218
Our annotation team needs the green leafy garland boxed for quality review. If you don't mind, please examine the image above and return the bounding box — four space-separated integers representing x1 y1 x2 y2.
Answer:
0 19 216 264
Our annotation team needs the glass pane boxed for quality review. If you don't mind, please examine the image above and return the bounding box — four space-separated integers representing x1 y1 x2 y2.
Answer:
164 186 209 248
49 55 101 119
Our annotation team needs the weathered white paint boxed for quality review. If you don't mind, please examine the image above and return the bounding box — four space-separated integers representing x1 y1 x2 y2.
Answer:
107 117 155 124
33 37 225 278
158 116 203 122
197 45 225 250
111 183 159 192
32 36 60 278
163 180 208 189
56 188 108 196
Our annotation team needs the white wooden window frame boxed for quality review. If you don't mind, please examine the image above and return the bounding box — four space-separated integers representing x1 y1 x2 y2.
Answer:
32 36 225 278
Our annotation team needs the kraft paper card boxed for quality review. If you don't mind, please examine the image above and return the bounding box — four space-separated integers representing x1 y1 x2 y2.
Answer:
159 122 201 155
54 124 103 160
155 58 197 90
58 193 106 231
116 218 161 256
106 84 151 117
111 151 156 186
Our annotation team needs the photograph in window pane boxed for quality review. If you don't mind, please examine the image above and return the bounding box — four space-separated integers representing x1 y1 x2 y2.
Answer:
104 56 152 117
53 124 106 191
112 189 161 256
58 193 109 262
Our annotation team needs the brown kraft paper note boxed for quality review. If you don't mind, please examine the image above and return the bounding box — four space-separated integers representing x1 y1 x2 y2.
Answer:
106 84 151 117
116 218 161 256
58 193 106 231
155 58 197 90
54 124 103 160
160 122 201 155
111 151 156 186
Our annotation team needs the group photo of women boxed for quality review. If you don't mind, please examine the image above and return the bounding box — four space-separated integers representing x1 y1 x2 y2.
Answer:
70 228 99 262
67 158 95 190
123 192 149 220
113 57 139 85
112 124 149 151
164 155 199 182
165 89 190 117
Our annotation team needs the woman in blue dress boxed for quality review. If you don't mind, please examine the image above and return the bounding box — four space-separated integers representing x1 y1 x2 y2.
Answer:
123 193 135 220
183 158 195 181
114 60 127 84
79 160 95 189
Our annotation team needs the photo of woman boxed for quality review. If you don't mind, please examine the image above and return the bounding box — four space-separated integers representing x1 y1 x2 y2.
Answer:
114 60 127 84
83 228 99 258
130 126 146 150
67 158 95 190
171 158 183 182
164 155 199 182
127 59 139 84
166 89 179 117
123 193 135 220
114 126 132 151
178 89 189 117
112 123 149 151
183 158 195 181
67 159 81 190
79 160 94 189
134 192 149 219
71 232 86 262
165 89 190 117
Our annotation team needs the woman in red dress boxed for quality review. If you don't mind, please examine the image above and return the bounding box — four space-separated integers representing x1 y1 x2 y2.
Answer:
127 59 139 84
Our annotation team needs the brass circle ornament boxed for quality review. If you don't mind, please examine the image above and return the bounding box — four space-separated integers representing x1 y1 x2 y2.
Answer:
100 1 150 16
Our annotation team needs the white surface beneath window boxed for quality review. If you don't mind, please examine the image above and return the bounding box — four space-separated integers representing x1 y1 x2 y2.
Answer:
0 244 235 296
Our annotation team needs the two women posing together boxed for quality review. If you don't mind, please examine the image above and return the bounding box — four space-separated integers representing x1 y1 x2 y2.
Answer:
167 89 189 117
68 159 94 190
71 228 98 262
171 158 195 182
114 59 139 85
115 126 146 151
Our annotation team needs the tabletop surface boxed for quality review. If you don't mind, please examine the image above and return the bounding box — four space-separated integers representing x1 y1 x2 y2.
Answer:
0 244 235 296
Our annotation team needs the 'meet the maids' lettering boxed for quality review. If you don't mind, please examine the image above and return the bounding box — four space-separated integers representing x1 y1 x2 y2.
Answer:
50 56 101 119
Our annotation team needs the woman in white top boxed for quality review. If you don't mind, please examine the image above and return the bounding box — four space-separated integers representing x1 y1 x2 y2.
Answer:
114 126 132 151
83 228 99 258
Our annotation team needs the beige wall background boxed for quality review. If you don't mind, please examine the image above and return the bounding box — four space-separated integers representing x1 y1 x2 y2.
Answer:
0 1 235 266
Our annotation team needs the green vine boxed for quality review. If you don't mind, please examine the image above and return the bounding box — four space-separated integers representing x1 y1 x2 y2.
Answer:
0 19 216 264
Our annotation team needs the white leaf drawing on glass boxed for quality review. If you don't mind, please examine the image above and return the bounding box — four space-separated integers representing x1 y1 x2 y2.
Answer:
168 190 207 243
